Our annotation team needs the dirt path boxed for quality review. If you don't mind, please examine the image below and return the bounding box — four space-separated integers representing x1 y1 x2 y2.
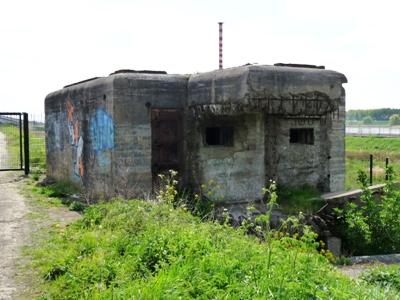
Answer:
0 171 30 300
0 130 80 299
0 129 30 299
338 264 376 278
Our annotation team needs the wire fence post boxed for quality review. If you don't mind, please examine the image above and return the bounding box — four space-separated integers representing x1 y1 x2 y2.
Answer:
19 114 23 169
369 154 373 186
23 113 29 175
385 157 389 181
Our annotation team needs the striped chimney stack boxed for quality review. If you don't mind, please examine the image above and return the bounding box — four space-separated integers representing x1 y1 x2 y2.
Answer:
218 22 223 70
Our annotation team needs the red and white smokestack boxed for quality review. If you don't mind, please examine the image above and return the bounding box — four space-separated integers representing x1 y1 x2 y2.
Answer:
218 22 223 70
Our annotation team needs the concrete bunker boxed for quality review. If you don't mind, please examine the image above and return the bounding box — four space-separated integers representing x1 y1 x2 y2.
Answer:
45 64 347 203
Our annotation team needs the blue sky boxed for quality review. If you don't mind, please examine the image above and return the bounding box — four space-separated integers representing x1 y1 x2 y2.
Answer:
1 0 399 115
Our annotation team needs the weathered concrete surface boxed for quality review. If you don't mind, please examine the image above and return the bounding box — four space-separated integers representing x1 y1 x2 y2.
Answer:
45 76 116 200
188 65 346 194
112 73 187 198
196 113 265 202
350 254 400 264
45 65 347 202
188 65 346 115
321 183 387 204
46 73 188 200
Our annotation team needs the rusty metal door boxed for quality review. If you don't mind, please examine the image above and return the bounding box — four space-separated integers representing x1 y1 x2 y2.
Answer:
151 109 183 181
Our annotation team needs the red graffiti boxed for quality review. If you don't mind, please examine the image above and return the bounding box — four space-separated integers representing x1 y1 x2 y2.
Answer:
79 158 84 177
66 100 74 122
66 98 84 178
73 120 80 144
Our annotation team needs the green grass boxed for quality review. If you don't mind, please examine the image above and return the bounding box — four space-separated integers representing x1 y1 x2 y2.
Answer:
346 136 400 154
345 158 400 190
27 180 87 214
346 136 400 190
34 181 81 198
0 123 46 170
28 198 397 299
277 185 325 214
0 123 23 168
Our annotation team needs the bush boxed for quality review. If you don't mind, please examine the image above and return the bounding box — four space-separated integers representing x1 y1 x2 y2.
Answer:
335 167 400 255
389 114 400 126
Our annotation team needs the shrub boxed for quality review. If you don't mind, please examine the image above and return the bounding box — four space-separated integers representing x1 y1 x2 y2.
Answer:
389 114 400 126
335 167 400 255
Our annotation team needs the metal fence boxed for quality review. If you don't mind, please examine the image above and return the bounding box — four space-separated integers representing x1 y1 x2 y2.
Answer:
0 113 25 170
29 113 45 170
0 113 45 173
346 125 400 137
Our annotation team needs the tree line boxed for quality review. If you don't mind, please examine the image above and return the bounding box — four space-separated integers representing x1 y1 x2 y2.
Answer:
347 108 400 121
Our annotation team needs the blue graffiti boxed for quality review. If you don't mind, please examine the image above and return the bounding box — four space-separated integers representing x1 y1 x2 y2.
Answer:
90 109 114 154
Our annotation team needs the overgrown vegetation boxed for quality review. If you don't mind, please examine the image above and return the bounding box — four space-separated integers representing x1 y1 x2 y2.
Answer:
361 265 400 292
335 167 400 255
26 175 397 299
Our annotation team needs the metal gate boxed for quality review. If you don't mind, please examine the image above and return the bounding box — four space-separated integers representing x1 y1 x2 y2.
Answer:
0 113 29 174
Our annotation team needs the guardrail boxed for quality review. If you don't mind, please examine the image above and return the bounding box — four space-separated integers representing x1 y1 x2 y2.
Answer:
346 125 400 137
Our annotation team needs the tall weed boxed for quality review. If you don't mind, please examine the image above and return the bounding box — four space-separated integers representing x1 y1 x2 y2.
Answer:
335 167 400 255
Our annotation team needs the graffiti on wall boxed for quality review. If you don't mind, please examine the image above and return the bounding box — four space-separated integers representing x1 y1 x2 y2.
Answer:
89 108 114 168
66 99 84 178
47 113 63 150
